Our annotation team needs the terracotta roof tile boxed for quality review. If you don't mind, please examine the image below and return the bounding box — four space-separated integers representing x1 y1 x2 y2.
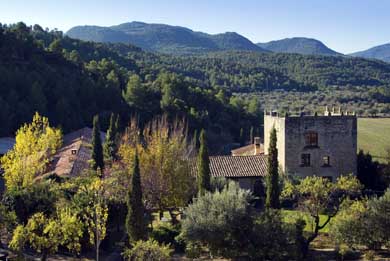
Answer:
51 127 105 177
191 155 267 178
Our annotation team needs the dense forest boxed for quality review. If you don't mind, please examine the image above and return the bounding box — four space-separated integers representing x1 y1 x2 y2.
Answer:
0 22 262 151
1 22 390 147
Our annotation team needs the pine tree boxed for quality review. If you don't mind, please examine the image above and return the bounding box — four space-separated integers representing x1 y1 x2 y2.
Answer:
126 151 147 243
103 113 117 163
266 127 280 209
92 115 104 171
197 129 211 194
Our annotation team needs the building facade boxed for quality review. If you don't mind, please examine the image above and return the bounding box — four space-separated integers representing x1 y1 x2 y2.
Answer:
264 110 357 180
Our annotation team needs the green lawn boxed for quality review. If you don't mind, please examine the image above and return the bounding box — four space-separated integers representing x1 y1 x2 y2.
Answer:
358 118 390 163
282 210 331 233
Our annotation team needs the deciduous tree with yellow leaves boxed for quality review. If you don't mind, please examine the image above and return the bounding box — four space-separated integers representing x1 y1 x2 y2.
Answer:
119 116 196 221
1 112 62 191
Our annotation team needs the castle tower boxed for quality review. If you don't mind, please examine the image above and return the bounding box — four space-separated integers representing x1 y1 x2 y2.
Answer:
264 111 357 180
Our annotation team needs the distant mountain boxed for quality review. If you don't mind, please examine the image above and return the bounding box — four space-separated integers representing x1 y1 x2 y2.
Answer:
257 37 341 56
350 43 390 63
67 21 268 55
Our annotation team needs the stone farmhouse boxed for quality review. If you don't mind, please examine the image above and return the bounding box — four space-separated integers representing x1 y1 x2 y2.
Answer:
205 108 357 191
0 128 105 181
46 127 105 178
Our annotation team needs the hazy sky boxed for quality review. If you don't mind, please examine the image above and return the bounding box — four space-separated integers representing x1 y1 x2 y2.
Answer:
1 0 389 54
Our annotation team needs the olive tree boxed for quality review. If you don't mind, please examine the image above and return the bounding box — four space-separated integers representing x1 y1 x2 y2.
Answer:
283 175 362 257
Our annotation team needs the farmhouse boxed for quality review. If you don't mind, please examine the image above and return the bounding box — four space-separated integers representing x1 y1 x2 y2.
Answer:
48 127 105 178
206 108 357 190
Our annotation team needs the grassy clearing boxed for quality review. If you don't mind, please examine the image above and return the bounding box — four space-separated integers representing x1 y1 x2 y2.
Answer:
358 118 390 163
282 210 331 233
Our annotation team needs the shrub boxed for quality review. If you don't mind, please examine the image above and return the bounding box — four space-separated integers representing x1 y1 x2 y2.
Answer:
184 242 202 259
247 209 292 260
330 190 390 250
181 181 253 258
210 177 228 192
122 239 173 261
364 250 376 261
150 223 185 252
2 182 57 224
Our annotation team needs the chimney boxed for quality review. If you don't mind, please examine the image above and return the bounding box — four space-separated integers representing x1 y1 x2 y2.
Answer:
254 137 261 155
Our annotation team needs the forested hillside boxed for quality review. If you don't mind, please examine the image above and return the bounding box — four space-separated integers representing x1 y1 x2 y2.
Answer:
2 22 390 146
0 22 262 150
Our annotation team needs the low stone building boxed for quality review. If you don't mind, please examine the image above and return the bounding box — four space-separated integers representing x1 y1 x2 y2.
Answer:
264 109 357 181
208 155 267 191
190 154 267 192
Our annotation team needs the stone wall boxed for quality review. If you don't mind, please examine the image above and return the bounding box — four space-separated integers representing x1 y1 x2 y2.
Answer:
264 112 357 180
264 114 286 171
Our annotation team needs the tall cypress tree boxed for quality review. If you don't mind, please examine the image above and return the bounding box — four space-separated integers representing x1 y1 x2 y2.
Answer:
114 114 120 135
239 127 245 146
103 113 117 163
250 126 254 144
197 129 211 194
92 115 104 171
266 127 280 209
126 151 147 243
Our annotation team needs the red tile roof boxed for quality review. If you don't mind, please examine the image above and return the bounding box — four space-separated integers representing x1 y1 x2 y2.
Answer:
51 127 105 177
191 155 268 178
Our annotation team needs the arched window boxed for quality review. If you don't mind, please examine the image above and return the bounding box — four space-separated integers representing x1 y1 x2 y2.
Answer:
305 131 318 147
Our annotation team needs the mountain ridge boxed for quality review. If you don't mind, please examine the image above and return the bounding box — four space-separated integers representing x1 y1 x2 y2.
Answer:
350 43 390 63
67 21 268 55
257 37 341 56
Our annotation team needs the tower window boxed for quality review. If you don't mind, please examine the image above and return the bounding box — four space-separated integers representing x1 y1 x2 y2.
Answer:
301 154 311 167
323 156 330 166
305 132 318 147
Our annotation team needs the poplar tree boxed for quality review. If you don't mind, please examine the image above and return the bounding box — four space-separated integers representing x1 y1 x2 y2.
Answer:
126 151 147 243
266 127 280 209
197 129 211 194
103 113 117 163
92 115 104 171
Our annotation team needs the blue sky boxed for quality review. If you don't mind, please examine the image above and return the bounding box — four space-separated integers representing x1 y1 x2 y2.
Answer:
1 0 389 53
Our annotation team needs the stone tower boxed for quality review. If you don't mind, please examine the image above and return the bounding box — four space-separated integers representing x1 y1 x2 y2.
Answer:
264 110 357 180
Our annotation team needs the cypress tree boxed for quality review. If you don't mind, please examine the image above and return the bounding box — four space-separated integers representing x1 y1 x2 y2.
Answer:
250 126 254 144
197 129 211 194
126 151 147 243
114 114 120 135
266 127 280 209
103 113 117 163
92 115 104 171
239 127 245 146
